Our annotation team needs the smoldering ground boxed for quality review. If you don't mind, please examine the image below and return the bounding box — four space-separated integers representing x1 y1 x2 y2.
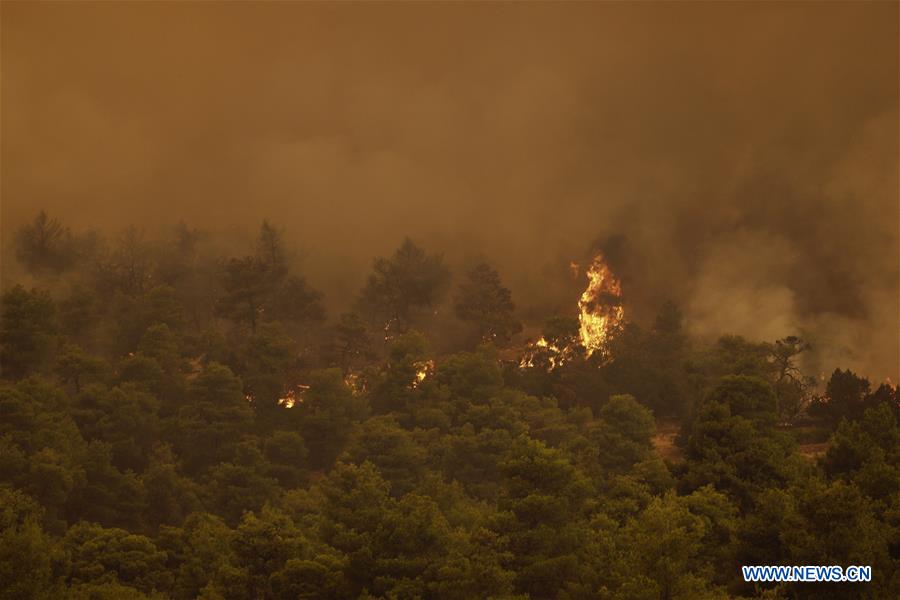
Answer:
2 2 897 379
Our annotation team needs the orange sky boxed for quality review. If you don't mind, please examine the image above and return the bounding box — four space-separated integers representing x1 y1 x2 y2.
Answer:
2 2 897 378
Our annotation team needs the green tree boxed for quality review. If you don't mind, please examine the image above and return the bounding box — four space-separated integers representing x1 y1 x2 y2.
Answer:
296 369 368 469
314 461 393 594
158 512 233 600
98 226 155 296
138 323 186 375
593 394 657 475
14 210 75 273
809 368 874 424
610 492 728 600
67 440 147 530
369 331 430 415
263 431 310 489
174 363 254 474
57 284 103 345
71 383 160 471
203 441 280 526
269 275 326 327
495 436 593 598
821 402 899 502
333 313 374 371
236 321 296 416
602 303 691 418
216 256 273 333
0 486 65 599
681 376 793 505
255 220 289 284
55 343 110 393
64 522 171 594
783 479 895 599
140 446 202 530
454 262 522 345
0 285 56 380
358 238 450 336
111 285 189 356
341 415 428 496
117 353 167 397
770 336 815 424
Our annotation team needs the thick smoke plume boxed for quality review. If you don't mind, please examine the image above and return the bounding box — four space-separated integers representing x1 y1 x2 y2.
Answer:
2 3 897 378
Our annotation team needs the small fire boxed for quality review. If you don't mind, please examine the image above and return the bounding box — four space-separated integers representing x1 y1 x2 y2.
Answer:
412 359 434 387
577 252 624 357
344 371 364 395
518 336 576 370
278 383 310 408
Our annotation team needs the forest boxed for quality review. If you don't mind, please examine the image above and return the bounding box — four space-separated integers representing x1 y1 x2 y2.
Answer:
1 211 897 599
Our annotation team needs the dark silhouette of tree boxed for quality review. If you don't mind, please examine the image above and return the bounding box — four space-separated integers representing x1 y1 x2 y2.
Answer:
333 312 374 371
770 336 816 424
255 220 289 285
809 368 874 424
216 221 323 334
14 211 75 273
0 286 56 380
681 376 793 506
454 262 522 345
358 238 450 337
296 369 368 469
215 257 272 333
99 226 155 296
54 343 109 393
268 275 325 327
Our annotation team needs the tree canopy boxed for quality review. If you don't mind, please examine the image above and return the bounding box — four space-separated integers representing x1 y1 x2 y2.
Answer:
1 213 898 599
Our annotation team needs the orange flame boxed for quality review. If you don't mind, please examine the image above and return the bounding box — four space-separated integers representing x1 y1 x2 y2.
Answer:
412 359 434 387
578 252 624 357
518 336 576 370
519 252 624 370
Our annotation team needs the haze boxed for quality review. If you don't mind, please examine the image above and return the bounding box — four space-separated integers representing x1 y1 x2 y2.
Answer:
2 2 897 379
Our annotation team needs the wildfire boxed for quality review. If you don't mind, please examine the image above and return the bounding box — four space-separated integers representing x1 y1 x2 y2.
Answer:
277 383 310 408
412 359 435 387
344 371 364 395
519 251 624 370
518 336 576 370
577 252 624 357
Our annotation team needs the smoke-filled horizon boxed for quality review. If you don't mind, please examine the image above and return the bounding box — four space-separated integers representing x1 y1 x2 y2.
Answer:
2 2 898 379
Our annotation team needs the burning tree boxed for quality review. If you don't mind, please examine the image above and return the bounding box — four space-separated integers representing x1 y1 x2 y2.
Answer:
577 252 625 358
520 251 625 370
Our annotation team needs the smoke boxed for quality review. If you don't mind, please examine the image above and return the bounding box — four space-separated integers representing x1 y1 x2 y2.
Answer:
2 2 897 378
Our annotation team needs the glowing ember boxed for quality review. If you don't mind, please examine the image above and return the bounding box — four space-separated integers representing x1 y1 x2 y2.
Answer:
278 383 310 408
518 336 576 370
577 252 624 357
278 392 296 408
412 359 434 387
344 372 364 395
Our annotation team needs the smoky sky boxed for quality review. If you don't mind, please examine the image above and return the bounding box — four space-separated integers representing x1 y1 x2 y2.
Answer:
2 2 898 379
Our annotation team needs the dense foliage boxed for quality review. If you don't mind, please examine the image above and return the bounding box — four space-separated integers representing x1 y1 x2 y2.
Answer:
1 213 898 599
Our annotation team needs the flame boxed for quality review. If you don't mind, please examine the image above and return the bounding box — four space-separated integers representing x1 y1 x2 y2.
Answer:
278 391 296 408
577 252 624 357
518 251 624 371
412 359 434 387
518 336 576 370
277 383 310 408
344 371 364 395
